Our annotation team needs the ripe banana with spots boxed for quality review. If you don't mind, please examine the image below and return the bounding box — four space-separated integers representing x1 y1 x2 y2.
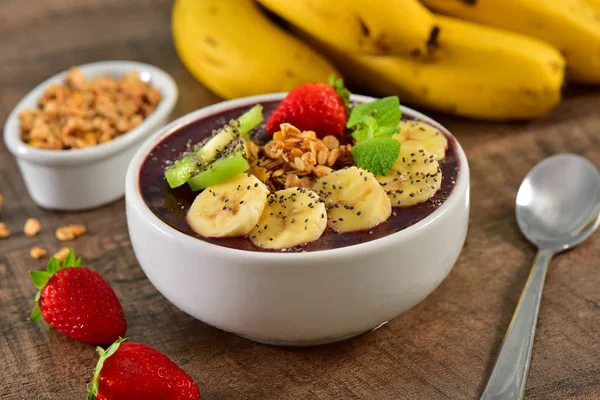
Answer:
256 0 439 56
376 146 442 207
420 0 600 84
314 167 391 233
187 174 270 238
171 0 339 99
250 188 327 249
324 16 566 120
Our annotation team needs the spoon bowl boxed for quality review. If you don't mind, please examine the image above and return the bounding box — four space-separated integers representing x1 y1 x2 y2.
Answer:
516 154 600 251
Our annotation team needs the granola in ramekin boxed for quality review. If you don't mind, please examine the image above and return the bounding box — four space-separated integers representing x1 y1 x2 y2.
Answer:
19 67 162 150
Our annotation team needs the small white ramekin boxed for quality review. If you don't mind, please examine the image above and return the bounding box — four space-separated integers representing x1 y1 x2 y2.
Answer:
126 94 470 346
3 61 178 211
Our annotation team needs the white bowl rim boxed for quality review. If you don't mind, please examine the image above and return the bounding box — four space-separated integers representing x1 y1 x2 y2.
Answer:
126 93 469 261
3 60 178 165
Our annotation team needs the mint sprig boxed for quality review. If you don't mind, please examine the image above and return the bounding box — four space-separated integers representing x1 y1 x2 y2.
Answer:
348 96 402 175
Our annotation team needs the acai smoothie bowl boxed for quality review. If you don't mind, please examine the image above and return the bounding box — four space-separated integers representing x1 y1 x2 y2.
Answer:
125 79 470 345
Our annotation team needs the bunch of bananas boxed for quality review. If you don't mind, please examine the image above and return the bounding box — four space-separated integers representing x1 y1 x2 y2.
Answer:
172 0 600 121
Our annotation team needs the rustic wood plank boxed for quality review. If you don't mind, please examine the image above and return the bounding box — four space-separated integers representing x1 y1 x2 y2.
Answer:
1 1 600 399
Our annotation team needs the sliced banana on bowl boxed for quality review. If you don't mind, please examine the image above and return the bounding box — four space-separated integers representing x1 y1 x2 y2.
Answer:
314 166 391 233
187 173 270 237
250 187 327 249
394 120 448 161
377 146 442 207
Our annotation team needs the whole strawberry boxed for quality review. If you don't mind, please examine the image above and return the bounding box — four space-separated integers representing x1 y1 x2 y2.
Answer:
266 76 350 138
29 249 126 345
87 338 200 400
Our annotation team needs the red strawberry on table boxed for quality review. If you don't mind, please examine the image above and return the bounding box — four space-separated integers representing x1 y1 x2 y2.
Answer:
87 338 200 400
29 249 127 345
266 75 350 138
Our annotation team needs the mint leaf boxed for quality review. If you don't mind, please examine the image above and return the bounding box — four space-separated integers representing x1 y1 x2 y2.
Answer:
352 138 400 176
351 116 378 142
347 96 401 133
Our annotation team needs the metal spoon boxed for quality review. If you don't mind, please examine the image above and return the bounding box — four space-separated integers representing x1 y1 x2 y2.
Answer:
481 154 600 400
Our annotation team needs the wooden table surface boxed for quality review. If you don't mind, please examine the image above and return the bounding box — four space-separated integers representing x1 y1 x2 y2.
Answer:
2 1 600 399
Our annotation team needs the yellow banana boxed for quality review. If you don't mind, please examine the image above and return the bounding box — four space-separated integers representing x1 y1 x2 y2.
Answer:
257 0 439 56
420 0 600 84
324 16 565 120
586 0 600 9
172 0 339 99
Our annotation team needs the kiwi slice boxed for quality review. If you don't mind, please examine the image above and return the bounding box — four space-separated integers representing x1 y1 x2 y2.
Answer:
164 105 263 188
187 141 250 191
195 124 238 166
238 104 263 138
165 156 198 188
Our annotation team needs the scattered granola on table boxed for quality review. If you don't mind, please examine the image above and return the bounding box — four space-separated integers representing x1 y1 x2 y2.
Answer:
52 247 71 262
30 246 48 260
19 67 162 150
0 223 10 239
24 218 41 237
55 224 87 241
247 123 354 191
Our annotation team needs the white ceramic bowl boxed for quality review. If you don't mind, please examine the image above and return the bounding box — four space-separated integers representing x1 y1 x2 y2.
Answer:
126 94 470 346
4 61 178 211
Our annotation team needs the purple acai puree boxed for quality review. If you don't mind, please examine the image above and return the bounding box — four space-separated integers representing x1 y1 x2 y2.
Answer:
139 101 459 253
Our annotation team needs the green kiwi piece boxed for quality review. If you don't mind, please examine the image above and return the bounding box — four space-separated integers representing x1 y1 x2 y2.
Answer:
187 142 250 191
163 105 263 188
165 156 198 189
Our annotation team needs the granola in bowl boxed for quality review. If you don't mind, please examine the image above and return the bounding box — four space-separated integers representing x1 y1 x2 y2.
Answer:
247 123 354 191
19 67 162 150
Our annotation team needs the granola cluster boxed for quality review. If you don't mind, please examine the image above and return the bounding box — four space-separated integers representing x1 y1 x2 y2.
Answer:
247 123 354 191
19 67 162 150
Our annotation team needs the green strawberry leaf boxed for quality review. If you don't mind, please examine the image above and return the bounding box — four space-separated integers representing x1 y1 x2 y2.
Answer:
87 338 127 400
328 74 351 109
47 258 60 274
351 137 401 176
29 304 42 322
63 250 75 268
30 271 51 289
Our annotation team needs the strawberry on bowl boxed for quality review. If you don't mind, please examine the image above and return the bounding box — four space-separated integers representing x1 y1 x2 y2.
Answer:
266 76 350 138
29 249 127 345
87 338 200 400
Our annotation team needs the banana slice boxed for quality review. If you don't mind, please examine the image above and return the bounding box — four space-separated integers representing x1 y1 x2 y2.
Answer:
394 120 448 161
377 146 442 207
187 173 270 237
250 188 327 249
314 166 391 233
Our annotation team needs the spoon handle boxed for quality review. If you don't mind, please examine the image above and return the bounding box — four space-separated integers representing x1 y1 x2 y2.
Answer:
480 250 553 400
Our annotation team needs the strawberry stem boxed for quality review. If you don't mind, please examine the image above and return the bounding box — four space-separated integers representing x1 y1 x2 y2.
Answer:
328 74 351 112
87 338 127 400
